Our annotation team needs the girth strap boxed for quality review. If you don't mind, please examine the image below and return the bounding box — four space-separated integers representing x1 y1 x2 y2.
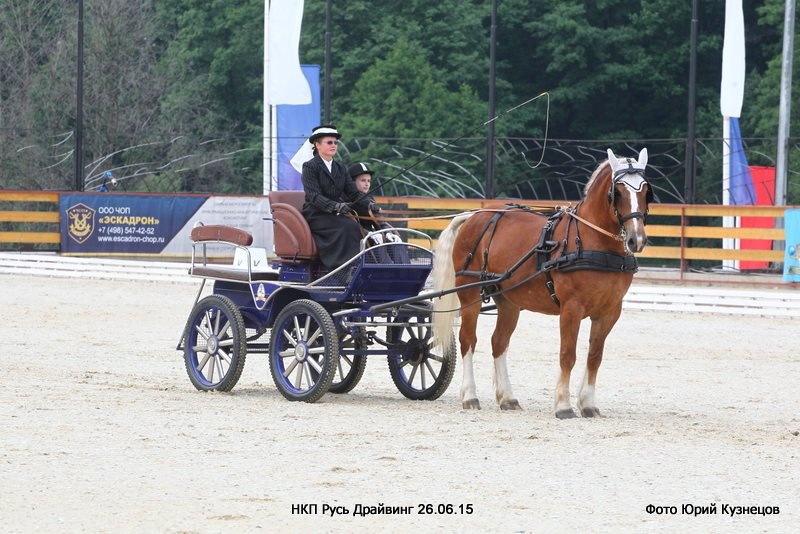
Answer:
543 250 639 273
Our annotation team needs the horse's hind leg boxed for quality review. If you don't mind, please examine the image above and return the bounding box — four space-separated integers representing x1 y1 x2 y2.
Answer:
491 296 522 411
458 289 482 410
578 307 622 418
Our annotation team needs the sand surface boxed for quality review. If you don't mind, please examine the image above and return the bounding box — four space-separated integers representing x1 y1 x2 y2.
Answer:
2 274 798 533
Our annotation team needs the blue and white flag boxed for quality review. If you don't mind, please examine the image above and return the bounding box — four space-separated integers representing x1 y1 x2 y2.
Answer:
267 0 311 105
728 117 756 205
720 0 745 118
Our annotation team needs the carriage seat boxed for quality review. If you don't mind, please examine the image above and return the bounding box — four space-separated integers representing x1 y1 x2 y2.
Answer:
269 191 319 261
188 224 278 282
190 224 253 246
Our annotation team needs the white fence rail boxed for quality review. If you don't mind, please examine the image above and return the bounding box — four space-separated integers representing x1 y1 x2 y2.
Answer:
1 252 798 317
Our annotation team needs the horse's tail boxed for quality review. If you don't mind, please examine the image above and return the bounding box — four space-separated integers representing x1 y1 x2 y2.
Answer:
432 213 472 351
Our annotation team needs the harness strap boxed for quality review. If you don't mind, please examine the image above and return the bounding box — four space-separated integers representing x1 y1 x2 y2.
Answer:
544 272 560 307
542 250 638 273
459 211 504 273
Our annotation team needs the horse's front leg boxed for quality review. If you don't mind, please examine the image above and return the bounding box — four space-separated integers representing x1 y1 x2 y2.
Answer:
578 307 622 418
491 296 522 410
555 309 581 419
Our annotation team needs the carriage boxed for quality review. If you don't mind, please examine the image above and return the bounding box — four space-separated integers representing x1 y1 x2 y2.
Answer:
176 191 456 403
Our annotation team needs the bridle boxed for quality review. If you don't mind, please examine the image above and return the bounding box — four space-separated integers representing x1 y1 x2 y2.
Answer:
566 159 653 247
608 159 653 227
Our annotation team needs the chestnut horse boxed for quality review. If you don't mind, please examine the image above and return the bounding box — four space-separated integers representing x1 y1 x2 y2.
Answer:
432 148 652 418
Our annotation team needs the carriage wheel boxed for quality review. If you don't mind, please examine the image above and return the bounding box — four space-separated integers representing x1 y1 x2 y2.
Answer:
269 299 339 403
183 295 247 392
387 313 456 400
329 327 368 394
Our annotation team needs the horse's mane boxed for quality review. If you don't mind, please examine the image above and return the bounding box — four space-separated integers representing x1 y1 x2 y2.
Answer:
583 160 611 197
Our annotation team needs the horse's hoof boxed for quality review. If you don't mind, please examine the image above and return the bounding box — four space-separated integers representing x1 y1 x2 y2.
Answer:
555 409 577 419
500 400 523 411
581 407 601 418
462 399 481 410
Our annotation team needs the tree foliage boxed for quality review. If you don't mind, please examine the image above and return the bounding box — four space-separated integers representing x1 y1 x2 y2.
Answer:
0 0 797 200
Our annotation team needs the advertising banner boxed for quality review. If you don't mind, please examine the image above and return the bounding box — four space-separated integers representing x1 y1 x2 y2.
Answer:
60 194 272 255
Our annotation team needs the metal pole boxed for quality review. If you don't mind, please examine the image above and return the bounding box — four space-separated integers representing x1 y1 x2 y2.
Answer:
263 0 270 194
684 0 698 204
323 0 332 123
75 0 84 191
775 0 795 208
485 0 497 199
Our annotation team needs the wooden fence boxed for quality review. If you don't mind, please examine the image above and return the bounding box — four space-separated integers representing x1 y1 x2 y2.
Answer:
384 197 792 268
0 191 61 248
1 190 795 269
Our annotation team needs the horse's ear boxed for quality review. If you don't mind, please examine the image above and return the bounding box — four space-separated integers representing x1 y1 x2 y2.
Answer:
637 148 648 168
607 148 619 172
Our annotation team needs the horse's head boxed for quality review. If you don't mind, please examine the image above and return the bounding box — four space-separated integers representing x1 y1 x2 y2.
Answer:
606 148 653 254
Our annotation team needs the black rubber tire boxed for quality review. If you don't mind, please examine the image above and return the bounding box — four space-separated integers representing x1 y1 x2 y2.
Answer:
329 327 368 394
183 295 247 392
269 299 339 403
387 314 456 400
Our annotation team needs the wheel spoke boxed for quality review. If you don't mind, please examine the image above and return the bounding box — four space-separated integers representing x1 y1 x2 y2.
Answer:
213 309 221 334
215 355 225 379
303 362 314 387
293 317 302 341
283 358 299 378
424 359 439 382
398 358 413 369
307 346 325 355
307 355 323 374
281 329 298 347
217 338 235 348
294 362 304 388
216 347 232 364
203 310 214 332
408 361 419 384
339 354 353 367
197 352 211 373
278 348 295 357
217 319 230 338
405 326 417 340
420 362 427 389
427 352 445 363
306 326 322 346
193 324 210 342
208 355 215 382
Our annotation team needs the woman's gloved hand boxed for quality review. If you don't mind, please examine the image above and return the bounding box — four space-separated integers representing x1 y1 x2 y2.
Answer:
334 202 354 216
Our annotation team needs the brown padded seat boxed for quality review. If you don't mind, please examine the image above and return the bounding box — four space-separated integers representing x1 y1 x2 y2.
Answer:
190 224 253 246
269 191 319 260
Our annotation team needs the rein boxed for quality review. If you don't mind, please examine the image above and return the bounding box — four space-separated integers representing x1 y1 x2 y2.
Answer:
354 205 564 224
562 208 625 242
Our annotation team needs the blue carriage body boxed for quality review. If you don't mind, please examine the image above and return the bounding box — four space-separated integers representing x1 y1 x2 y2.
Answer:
178 217 454 403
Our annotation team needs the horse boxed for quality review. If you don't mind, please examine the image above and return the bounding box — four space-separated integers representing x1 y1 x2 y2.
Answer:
431 148 652 418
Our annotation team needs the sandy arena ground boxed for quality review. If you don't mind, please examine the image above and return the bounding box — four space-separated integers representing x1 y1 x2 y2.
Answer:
2 273 799 533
